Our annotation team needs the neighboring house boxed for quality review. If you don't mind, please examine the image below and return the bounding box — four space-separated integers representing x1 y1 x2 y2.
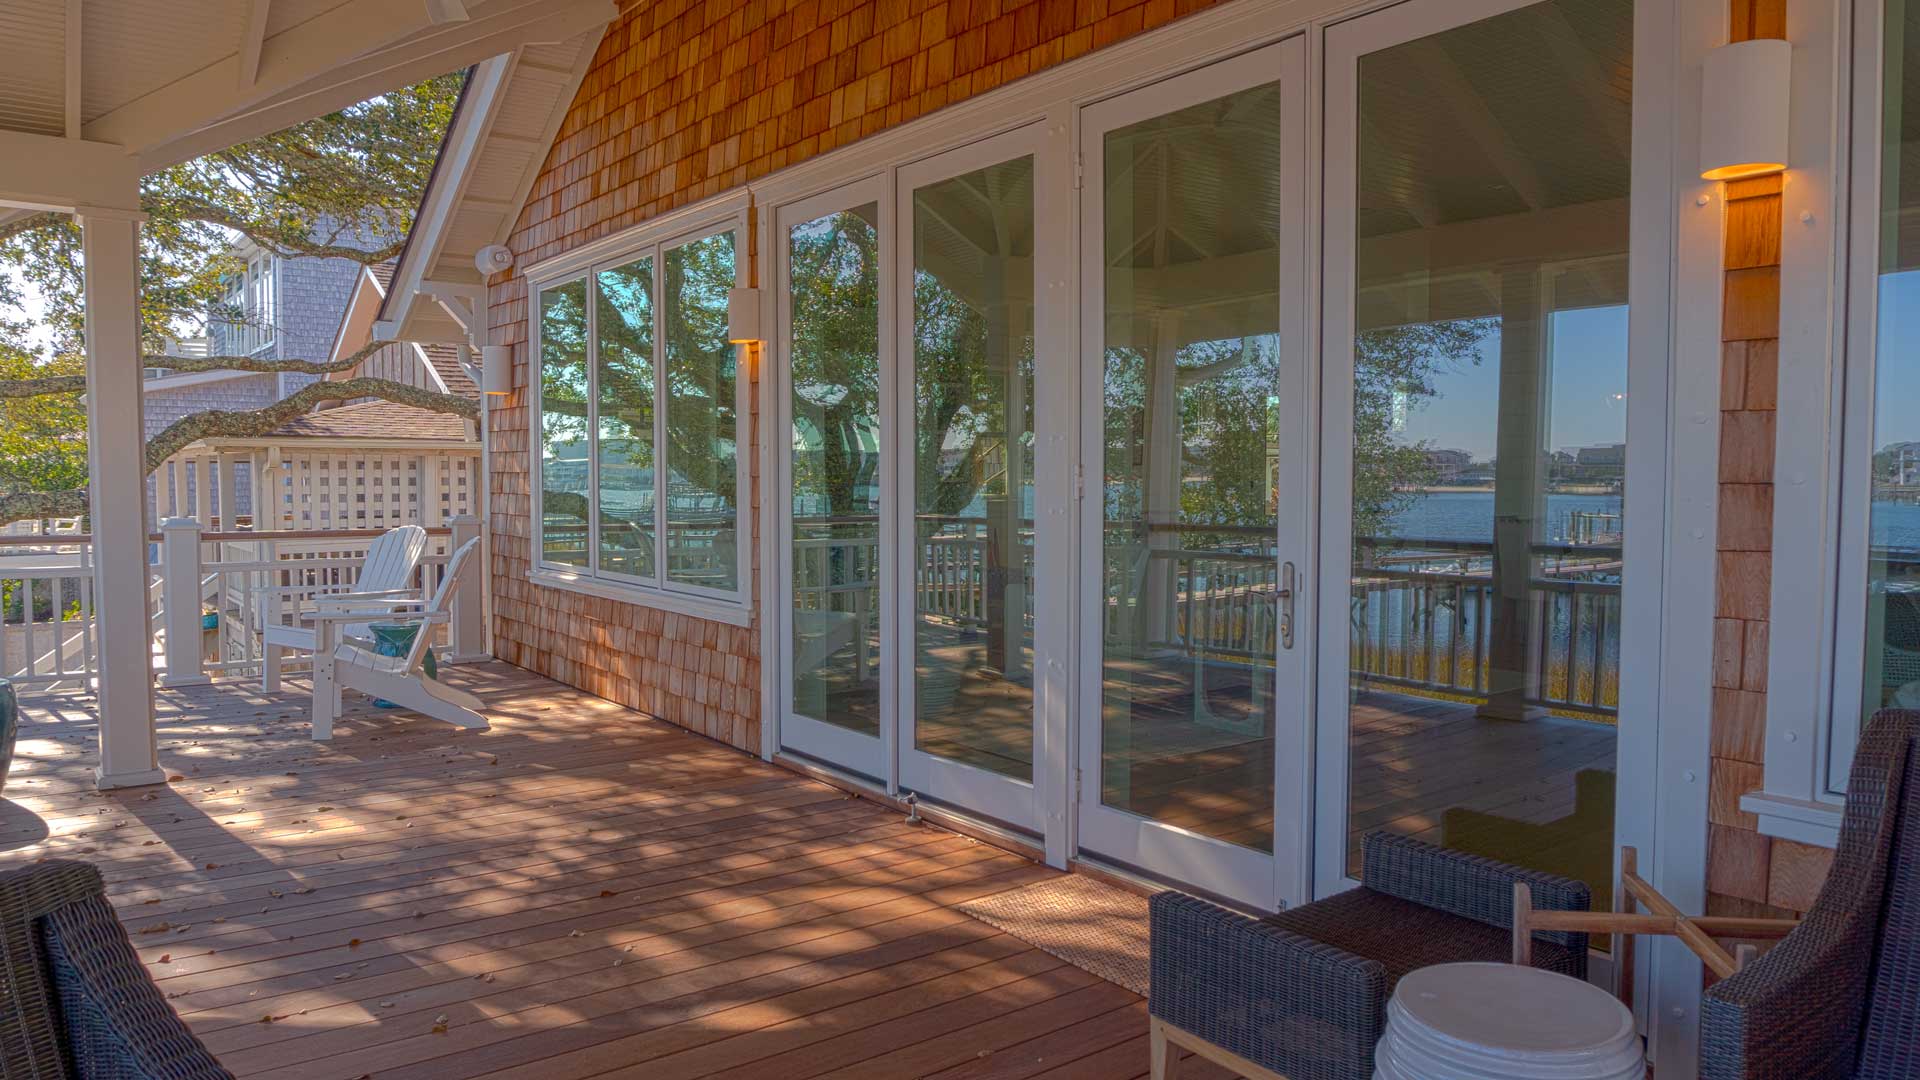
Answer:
148 245 481 531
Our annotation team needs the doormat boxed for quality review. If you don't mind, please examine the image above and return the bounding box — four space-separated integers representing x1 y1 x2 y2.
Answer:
957 874 1152 997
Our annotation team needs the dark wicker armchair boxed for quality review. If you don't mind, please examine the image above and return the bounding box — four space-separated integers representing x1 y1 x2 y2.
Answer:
1700 707 1920 1080
0 859 232 1080
1149 831 1593 1080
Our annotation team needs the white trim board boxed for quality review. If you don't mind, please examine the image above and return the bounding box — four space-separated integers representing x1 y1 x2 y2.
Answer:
1752 0 1865 849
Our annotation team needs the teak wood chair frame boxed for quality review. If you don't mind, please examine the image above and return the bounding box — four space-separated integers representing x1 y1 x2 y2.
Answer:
1511 846 1803 1011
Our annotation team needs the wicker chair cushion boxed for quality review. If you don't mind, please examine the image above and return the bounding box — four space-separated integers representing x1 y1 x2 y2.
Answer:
1857 739 1920 1080
1262 886 1584 985
40 892 233 1080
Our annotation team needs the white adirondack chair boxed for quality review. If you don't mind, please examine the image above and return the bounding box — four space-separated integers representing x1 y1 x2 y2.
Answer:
304 536 488 740
261 524 428 690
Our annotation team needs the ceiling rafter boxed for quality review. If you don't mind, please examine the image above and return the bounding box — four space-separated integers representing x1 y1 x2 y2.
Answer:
63 0 80 139
239 0 272 91
1400 43 1548 212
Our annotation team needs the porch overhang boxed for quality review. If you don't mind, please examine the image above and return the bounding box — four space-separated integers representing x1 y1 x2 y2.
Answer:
0 0 617 791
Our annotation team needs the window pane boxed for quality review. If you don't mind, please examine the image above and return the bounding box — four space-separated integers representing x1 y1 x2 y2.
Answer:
1344 0 1631 907
790 205 883 735
1100 83 1283 853
1862 2 1920 760
663 230 739 591
539 279 591 568
596 258 656 579
912 155 1037 781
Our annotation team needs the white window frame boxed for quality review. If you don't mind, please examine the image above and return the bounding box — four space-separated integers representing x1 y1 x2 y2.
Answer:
522 191 753 627
1753 0 1875 849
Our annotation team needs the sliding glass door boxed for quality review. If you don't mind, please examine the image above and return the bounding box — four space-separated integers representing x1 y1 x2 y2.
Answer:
1074 41 1310 909
1318 0 1633 904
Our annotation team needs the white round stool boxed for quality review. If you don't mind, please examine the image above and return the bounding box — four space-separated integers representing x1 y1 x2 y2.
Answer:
1374 962 1643 1080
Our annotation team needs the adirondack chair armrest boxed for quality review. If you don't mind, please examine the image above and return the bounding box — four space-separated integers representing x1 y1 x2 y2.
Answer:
313 588 423 606
301 607 438 626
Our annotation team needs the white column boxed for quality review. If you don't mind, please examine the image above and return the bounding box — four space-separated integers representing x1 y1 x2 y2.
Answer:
445 514 488 663
157 517 210 686
80 207 165 790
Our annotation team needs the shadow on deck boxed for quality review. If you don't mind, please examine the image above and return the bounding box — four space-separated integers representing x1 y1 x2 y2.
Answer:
0 663 1220 1080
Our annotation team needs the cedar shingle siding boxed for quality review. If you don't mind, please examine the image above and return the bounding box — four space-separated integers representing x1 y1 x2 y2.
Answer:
486 0 1230 751
1706 0 1833 931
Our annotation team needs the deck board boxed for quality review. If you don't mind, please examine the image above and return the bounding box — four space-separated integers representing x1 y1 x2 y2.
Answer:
1 663 1146 1080
2 661 1618 1077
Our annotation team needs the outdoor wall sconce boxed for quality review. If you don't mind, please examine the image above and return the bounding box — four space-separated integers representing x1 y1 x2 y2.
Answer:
727 287 762 345
1699 38 1791 181
481 344 512 397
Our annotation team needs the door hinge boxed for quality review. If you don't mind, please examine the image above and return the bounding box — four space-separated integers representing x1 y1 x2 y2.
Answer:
1073 152 1084 191
1074 766 1083 801
1074 463 1086 501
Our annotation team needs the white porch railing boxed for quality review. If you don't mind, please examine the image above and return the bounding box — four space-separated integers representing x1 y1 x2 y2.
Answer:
0 517 484 691
0 538 100 690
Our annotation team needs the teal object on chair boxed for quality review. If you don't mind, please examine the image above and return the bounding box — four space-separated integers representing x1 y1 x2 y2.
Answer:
366 624 437 708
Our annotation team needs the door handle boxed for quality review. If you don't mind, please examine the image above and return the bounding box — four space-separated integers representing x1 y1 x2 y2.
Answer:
1279 561 1296 650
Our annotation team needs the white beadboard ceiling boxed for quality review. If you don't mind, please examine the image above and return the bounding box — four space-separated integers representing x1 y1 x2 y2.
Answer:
0 0 615 196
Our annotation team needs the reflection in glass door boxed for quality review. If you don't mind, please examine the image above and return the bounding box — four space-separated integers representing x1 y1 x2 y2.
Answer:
897 126 1055 833
1319 0 1631 906
1075 41 1306 909
778 181 890 782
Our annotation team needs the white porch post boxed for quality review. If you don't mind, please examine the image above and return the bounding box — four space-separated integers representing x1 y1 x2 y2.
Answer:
80 206 166 790
446 514 487 663
158 517 210 687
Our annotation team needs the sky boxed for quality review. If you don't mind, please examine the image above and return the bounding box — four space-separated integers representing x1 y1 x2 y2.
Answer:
2 264 55 358
1875 271 1920 451
1393 305 1632 461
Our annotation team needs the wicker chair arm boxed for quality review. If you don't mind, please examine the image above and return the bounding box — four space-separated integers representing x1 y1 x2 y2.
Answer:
1150 891 1387 1080
1699 936 1864 1080
0 860 232 1080
1361 831 1592 951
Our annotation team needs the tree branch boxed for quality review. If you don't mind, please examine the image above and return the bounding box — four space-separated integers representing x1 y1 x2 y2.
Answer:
142 339 392 377
0 378 477 527
159 196 405 263
0 341 407 401
0 376 87 399
143 376 475 469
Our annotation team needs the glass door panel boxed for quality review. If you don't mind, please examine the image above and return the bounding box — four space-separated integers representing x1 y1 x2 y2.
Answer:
1075 41 1306 910
778 184 890 781
897 126 1051 833
790 203 884 737
1320 0 1631 906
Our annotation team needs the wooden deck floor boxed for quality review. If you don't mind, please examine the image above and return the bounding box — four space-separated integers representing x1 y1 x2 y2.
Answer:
0 663 1234 1080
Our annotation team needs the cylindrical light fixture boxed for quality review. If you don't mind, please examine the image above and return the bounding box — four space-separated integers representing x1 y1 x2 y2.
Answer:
1700 38 1792 181
727 287 762 345
481 344 512 397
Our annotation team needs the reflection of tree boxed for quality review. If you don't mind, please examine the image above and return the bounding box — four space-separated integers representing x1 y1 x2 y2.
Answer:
1353 319 1494 537
1178 339 1281 529
790 210 880 517
913 268 1034 519
597 259 655 572
665 232 737 515
539 280 590 557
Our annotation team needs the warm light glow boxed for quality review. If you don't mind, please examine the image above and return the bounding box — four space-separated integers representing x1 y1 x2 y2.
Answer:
1700 161 1786 182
